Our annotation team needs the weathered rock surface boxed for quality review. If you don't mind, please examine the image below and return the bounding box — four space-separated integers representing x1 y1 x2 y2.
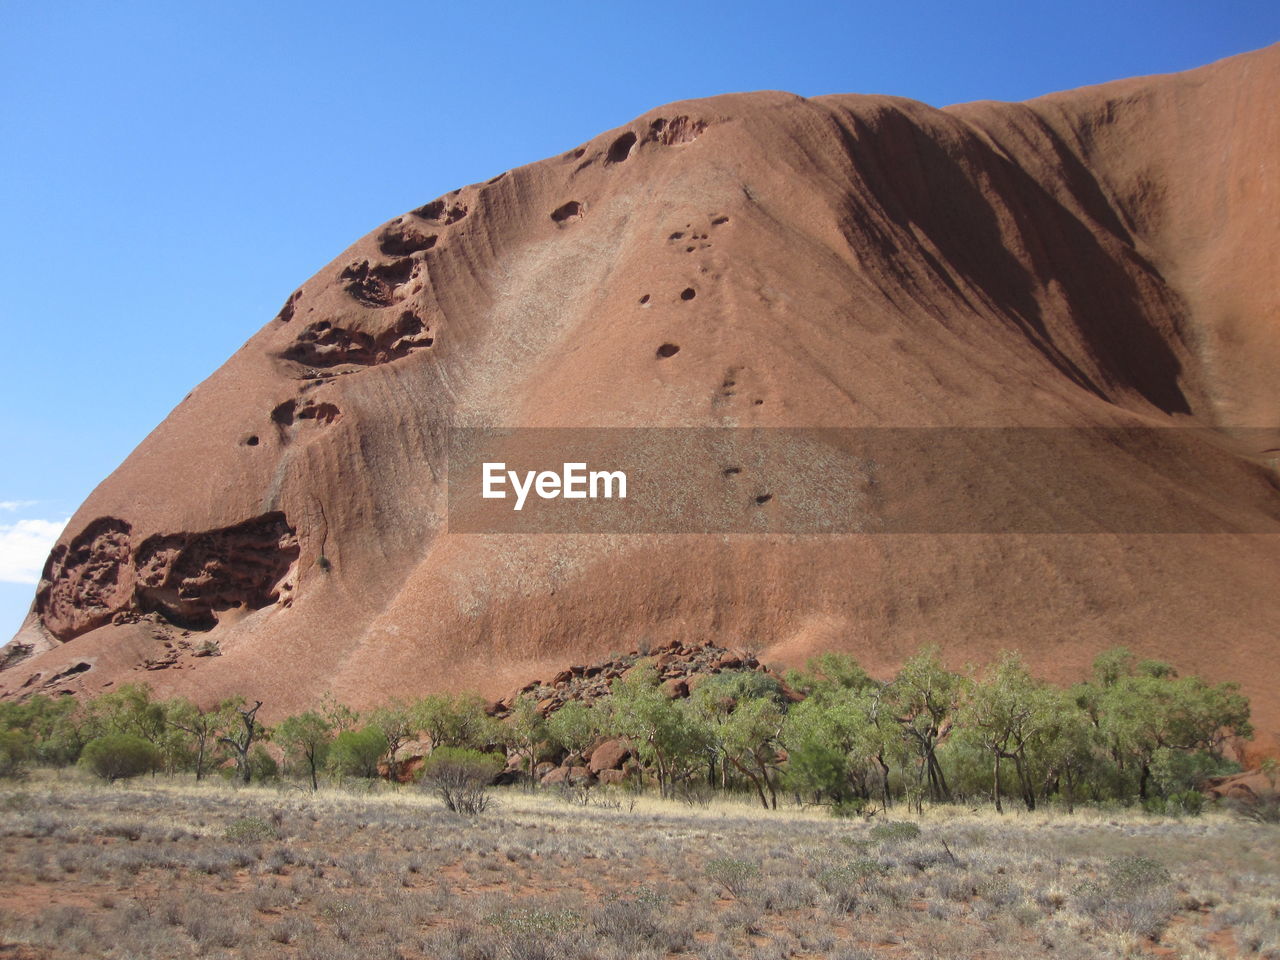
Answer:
1203 770 1279 802
489 639 777 719
3 47 1278 756
588 739 632 775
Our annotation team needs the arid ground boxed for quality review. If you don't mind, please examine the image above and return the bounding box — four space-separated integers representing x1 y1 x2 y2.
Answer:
2 774 1277 959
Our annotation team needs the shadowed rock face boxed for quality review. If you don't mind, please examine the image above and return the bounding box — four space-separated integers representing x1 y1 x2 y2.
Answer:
4 46 1278 755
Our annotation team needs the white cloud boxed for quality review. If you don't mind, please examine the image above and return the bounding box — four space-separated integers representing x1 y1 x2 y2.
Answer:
0 518 68 584
0 500 38 512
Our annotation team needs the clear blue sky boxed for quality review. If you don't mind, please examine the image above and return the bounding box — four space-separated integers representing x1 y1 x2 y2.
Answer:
1 1 1277 641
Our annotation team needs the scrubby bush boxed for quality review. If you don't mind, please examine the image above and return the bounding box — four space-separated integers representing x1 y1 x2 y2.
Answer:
705 857 761 897
223 817 278 843
1230 794 1280 824
830 797 868 818
1075 856 1175 936
870 821 921 842
327 726 388 779
0 728 33 779
80 734 160 782
1143 789 1204 816
249 745 278 781
592 889 686 952
818 860 888 912
418 747 503 814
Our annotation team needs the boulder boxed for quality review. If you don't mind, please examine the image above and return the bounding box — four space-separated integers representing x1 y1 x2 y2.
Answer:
588 738 631 774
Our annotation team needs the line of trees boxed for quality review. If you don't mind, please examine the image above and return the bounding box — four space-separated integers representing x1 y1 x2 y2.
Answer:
0 646 1251 816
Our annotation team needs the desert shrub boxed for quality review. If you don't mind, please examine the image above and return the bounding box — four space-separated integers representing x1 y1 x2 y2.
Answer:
419 747 503 814
1107 856 1171 888
482 906 579 958
268 915 316 945
870 820 920 842
223 817 278 843
183 905 250 949
79 734 160 782
0 729 33 779
1230 794 1280 824
1151 746 1238 795
706 857 761 897
327 726 388 779
250 744 279 781
818 860 889 912
1075 856 1175 936
830 797 868 818
1143 789 1204 816
593 889 687 952
758 874 818 911
216 744 279 783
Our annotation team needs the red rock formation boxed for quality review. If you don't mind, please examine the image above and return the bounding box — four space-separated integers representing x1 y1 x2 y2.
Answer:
3 47 1278 758
1203 769 1278 802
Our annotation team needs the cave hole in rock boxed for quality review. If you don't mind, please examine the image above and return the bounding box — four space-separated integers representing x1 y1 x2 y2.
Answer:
639 294 650 304
656 343 680 359
607 131 637 163
50 662 92 681
550 200 583 223
271 400 297 426
680 287 697 301
377 223 438 257
723 467 742 477
414 199 468 224
243 435 260 447
712 216 730 225
755 493 773 505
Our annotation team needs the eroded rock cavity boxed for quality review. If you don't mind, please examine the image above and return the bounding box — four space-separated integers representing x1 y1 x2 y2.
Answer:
37 518 134 642
36 513 299 640
280 311 434 368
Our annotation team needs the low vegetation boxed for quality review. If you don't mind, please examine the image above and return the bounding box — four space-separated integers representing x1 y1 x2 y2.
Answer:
0 773 1277 959
0 646 1253 820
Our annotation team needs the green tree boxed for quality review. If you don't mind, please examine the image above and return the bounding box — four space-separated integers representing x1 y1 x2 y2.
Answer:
0 728 33 779
1034 688 1097 812
415 693 496 750
216 699 267 785
81 684 167 745
785 652 875 698
689 671 785 790
717 693 786 809
1095 657 1251 801
165 697 227 781
328 726 388 779
546 699 596 767
886 647 965 806
276 711 334 790
960 653 1055 812
781 689 882 808
603 666 707 799
368 699 417 781
503 694 547 789
780 653 898 810
318 693 361 734
0 695 84 766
